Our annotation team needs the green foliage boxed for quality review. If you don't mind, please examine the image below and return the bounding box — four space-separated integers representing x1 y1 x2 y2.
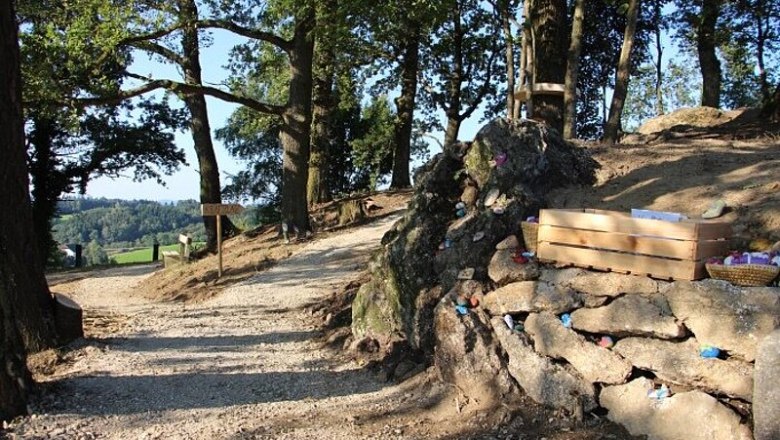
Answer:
53 199 207 248
18 0 188 266
218 107 283 204
573 0 654 138
351 96 396 190
417 0 502 140
720 43 763 108
624 56 701 129
83 239 110 266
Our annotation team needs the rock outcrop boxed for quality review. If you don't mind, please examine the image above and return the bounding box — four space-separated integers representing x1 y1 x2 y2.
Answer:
615 337 753 401
566 272 660 297
570 294 685 338
434 300 516 408
352 118 597 351
754 329 780 440
482 281 581 315
491 317 597 414
664 280 780 361
601 378 752 440
526 312 632 384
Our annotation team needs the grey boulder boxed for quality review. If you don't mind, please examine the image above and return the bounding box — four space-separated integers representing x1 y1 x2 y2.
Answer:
525 312 632 384
601 378 752 440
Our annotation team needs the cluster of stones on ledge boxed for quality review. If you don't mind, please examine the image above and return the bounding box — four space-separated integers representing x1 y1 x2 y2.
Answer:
435 264 779 440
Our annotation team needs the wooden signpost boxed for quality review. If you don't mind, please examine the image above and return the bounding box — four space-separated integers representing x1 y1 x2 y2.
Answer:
201 203 244 277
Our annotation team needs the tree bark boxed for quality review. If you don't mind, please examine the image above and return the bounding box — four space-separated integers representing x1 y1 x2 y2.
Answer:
697 0 721 108
523 0 534 117
653 0 664 116
179 0 235 251
500 0 516 119
531 0 567 133
280 9 315 235
390 29 420 190
443 0 465 146
308 35 334 205
563 0 585 139
0 114 56 353
0 0 39 420
754 2 770 101
604 0 640 144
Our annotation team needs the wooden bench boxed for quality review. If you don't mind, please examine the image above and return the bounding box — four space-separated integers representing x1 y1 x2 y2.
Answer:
162 234 192 267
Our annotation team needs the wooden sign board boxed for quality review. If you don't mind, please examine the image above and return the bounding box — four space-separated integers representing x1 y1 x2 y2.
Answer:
199 203 244 278
201 203 244 216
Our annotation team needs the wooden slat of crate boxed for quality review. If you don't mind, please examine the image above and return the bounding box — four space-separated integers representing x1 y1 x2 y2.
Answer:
538 225 694 259
537 242 702 280
538 225 731 261
538 209 731 241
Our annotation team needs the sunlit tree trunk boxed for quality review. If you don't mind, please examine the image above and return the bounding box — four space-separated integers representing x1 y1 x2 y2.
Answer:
697 0 721 108
531 0 567 132
653 0 664 116
280 9 315 235
563 0 585 139
179 0 235 251
499 0 515 119
391 27 419 189
604 0 640 144
308 34 335 205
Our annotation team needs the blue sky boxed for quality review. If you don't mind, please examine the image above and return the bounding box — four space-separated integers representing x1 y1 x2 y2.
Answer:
82 27 489 201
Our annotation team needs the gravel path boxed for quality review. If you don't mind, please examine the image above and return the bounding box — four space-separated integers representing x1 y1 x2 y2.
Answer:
7 214 461 440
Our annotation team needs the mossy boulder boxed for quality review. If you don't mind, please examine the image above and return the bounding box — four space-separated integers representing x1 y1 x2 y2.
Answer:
352 118 598 356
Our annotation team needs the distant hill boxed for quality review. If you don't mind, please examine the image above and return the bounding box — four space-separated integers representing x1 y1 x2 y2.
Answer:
53 198 207 248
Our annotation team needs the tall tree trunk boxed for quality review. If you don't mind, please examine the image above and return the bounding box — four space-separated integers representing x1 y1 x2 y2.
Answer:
180 0 235 251
755 4 770 101
523 0 535 117
1 0 42 420
308 35 334 205
563 0 585 139
391 29 420 189
443 0 464 146
29 115 62 268
697 0 721 108
500 0 515 119
604 0 640 144
531 0 567 132
280 9 315 235
0 112 55 353
653 0 664 116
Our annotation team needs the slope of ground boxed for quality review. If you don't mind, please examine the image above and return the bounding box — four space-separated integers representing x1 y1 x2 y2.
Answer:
553 111 780 245
137 190 412 303
13 213 632 440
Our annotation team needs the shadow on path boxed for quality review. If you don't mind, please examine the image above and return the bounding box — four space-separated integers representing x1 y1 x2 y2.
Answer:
48 368 385 416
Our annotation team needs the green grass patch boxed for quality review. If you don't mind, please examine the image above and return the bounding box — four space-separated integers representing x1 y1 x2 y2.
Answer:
111 242 205 264
111 244 177 264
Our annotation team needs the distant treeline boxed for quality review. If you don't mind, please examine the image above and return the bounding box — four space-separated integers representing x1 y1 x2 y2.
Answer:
54 198 207 248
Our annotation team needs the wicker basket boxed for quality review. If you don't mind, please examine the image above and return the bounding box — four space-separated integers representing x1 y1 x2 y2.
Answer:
521 221 539 253
705 263 780 287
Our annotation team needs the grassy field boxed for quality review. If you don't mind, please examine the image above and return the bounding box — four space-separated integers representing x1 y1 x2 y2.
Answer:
110 244 198 264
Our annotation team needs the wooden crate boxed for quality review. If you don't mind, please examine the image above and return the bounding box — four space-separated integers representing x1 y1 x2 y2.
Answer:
536 209 732 280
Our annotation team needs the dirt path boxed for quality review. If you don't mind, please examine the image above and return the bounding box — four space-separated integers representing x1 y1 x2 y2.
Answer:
7 214 477 440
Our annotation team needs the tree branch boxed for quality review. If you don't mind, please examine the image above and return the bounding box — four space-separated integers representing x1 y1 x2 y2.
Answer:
52 78 286 116
130 41 185 65
122 24 184 46
198 19 292 52
461 52 498 121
